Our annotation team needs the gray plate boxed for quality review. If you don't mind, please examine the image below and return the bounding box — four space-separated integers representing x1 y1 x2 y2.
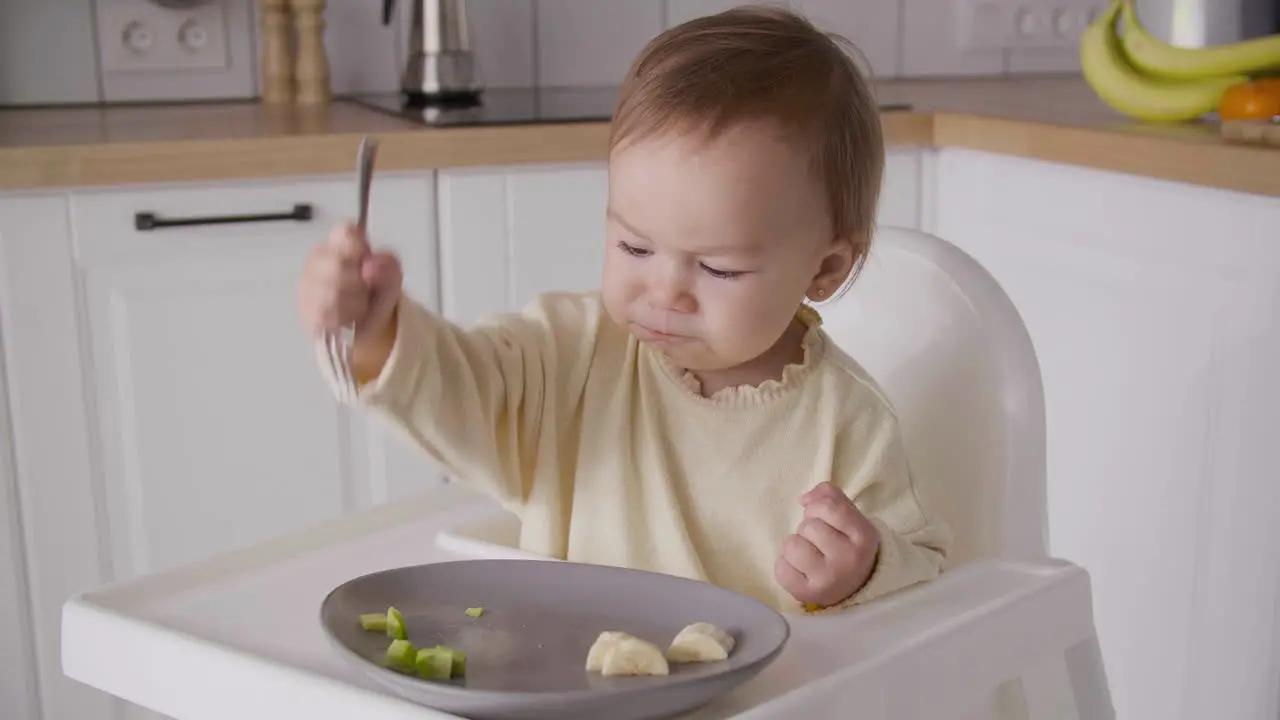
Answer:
320 559 790 720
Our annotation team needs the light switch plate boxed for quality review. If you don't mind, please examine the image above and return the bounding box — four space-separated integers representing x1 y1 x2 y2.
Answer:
958 0 1104 51
97 0 230 72
95 0 256 102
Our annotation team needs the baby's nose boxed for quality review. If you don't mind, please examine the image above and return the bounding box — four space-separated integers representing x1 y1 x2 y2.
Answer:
666 293 697 315
650 285 697 315
646 263 697 314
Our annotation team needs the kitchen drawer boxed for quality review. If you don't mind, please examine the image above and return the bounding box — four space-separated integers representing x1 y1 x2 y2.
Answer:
1 174 446 720
68 176 379 264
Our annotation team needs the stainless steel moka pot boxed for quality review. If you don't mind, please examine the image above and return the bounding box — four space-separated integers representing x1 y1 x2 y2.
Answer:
382 0 484 106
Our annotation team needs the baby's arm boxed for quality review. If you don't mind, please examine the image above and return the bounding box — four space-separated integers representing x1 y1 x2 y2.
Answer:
321 292 599 506
830 406 953 607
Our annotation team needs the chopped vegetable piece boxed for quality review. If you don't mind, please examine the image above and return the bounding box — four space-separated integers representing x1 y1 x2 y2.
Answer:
360 613 388 632
414 645 467 680
385 638 417 671
464 607 484 618
450 648 467 677
386 606 407 640
415 646 455 680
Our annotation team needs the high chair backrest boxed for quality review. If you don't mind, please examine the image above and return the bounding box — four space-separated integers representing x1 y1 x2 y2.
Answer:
816 226 1048 567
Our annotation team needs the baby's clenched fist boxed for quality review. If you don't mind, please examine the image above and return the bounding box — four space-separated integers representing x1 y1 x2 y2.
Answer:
775 481 880 610
298 222 404 377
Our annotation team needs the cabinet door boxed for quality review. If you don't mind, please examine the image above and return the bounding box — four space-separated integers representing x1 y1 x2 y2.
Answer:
436 150 924 323
934 148 1280 720
880 149 926 230
438 161 609 324
0 175 444 720
0 197 49 720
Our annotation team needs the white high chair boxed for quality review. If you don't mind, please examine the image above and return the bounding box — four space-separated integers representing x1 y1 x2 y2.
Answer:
815 225 1114 719
60 227 1114 720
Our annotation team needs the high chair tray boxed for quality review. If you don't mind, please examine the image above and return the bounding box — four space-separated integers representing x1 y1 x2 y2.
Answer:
62 485 1096 720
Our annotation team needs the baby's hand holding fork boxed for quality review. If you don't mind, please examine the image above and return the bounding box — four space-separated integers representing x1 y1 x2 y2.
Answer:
298 222 403 382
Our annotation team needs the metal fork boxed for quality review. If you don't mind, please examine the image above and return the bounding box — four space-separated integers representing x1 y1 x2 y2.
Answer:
326 135 378 402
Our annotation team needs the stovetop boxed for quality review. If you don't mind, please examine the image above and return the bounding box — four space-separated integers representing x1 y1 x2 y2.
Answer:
346 86 621 127
345 85 913 127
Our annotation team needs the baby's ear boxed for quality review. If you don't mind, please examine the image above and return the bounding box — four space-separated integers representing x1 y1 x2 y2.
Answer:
810 234 863 298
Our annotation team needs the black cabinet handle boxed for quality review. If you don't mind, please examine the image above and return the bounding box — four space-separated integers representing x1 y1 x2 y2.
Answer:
134 203 314 231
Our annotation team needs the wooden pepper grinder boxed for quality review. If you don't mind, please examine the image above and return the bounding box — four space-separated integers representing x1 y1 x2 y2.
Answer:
291 0 332 105
257 0 293 104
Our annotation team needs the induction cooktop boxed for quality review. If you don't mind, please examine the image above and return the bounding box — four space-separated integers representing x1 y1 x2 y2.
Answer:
345 85 912 128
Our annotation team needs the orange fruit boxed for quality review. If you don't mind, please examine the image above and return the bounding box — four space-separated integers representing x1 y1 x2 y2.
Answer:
1218 78 1280 121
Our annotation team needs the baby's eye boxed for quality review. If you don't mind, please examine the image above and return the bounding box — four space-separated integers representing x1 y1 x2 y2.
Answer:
616 240 651 257
700 263 745 280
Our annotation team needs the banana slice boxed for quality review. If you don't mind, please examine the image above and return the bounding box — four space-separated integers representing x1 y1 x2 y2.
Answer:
598 636 670 677
666 622 735 663
584 631 633 672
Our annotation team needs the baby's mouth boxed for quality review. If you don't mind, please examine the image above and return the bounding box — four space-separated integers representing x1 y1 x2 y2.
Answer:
632 322 690 342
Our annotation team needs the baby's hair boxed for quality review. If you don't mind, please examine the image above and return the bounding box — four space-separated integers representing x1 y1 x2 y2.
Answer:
610 4 885 295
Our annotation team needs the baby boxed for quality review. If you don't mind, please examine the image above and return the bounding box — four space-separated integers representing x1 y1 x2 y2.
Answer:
299 5 951 614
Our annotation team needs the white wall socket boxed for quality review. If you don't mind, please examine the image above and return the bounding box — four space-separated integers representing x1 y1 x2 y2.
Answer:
96 0 230 73
959 0 1104 51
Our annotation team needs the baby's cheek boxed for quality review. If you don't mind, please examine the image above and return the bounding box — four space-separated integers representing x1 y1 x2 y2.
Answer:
703 307 755 355
733 297 792 350
599 265 636 321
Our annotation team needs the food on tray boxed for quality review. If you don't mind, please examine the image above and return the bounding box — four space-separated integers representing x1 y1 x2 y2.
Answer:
386 638 417 671
359 612 389 632
586 622 734 675
666 622 735 663
416 645 467 679
356 607 403 638
585 630 633 672
361 608 470 681
600 636 671 677
386 606 407 640
367 608 733 683
446 647 468 676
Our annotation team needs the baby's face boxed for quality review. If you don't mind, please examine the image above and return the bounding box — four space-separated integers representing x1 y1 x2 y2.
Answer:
603 120 844 373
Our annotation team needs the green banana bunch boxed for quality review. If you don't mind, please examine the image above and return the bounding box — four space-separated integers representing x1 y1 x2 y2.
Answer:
1080 0 1245 122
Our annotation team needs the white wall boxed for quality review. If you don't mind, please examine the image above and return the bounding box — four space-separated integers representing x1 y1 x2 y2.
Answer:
0 0 1096 105
314 0 1098 92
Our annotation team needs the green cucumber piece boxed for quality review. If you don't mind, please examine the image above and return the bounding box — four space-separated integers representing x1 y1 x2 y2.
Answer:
464 607 484 618
359 613 388 632
415 646 455 680
386 606 407 640
385 638 417 671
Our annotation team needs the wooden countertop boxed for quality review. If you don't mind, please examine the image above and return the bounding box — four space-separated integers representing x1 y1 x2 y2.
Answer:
1 75 1277 198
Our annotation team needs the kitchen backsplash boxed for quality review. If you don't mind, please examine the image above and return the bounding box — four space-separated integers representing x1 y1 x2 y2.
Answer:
0 0 1094 106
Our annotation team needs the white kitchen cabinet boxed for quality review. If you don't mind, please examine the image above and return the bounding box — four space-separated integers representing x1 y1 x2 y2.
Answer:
0 397 37 720
0 174 445 720
934 148 1280 720
0 197 47 720
880 150 927 230
435 150 926 323
437 162 610 324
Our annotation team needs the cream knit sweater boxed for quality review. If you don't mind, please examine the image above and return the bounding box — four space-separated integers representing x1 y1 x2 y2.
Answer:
335 291 951 614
